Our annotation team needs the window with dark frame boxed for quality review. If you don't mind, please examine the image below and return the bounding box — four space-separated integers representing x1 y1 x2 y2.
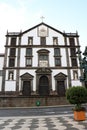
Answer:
9 58 15 67
54 48 60 56
39 54 48 60
54 48 61 66
38 49 49 67
26 48 32 66
40 37 46 45
55 58 61 66
10 48 16 56
26 48 32 56
69 37 75 46
26 58 32 66
70 48 76 56
71 58 77 66
39 53 48 67
11 37 16 46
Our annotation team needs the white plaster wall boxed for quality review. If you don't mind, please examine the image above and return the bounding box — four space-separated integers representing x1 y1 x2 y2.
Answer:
61 48 67 66
6 49 9 67
20 48 25 67
7 37 10 46
5 70 16 80
33 48 68 67
0 56 4 91
20 47 68 68
0 57 4 69
21 29 40 45
21 25 65 46
67 37 70 46
49 48 54 67
72 80 82 86
14 70 17 80
33 48 38 67
0 77 2 91
67 48 71 66
5 81 16 91
48 28 64 45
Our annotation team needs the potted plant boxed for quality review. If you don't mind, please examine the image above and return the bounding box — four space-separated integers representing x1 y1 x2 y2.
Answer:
66 86 87 121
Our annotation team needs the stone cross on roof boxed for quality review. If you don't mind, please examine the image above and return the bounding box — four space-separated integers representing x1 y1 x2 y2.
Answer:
40 16 45 22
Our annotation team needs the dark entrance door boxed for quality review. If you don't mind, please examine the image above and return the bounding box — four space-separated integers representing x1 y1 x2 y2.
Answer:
57 81 65 96
22 81 31 96
39 76 49 96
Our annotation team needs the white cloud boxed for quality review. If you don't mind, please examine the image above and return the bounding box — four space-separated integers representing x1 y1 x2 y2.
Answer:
0 1 42 52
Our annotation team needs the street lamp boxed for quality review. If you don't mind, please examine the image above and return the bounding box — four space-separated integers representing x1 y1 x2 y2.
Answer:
76 46 87 87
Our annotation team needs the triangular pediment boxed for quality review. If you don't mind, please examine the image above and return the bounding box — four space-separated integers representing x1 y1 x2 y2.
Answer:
20 72 33 80
22 22 63 35
54 72 67 80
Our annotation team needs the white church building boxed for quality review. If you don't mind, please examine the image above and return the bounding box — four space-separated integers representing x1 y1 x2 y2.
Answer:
0 22 82 96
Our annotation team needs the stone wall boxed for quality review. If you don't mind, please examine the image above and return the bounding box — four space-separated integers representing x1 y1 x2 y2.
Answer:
0 96 69 107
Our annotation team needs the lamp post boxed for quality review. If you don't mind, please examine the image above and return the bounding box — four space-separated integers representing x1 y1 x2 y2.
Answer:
76 46 87 88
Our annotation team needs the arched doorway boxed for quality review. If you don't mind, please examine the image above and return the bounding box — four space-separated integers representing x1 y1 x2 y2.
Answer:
22 81 31 96
39 76 49 96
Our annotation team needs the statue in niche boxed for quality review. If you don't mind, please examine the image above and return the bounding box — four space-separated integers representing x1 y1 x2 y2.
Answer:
9 72 13 80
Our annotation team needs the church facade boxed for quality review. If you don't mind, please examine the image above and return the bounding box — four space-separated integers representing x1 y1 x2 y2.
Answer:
0 22 82 96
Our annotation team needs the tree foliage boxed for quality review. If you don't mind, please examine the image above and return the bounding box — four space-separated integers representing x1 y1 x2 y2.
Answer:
66 86 87 110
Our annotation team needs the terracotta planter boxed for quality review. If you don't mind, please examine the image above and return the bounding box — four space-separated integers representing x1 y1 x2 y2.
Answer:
74 111 86 121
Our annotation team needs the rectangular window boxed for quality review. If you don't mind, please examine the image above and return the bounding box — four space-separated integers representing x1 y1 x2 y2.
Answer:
26 48 32 56
39 55 48 60
9 58 15 67
71 58 77 66
55 58 61 66
8 71 14 80
54 48 60 56
40 37 46 45
26 58 32 66
39 54 48 67
28 37 33 45
10 48 16 56
69 38 75 46
70 48 76 56
53 37 58 45
11 37 16 46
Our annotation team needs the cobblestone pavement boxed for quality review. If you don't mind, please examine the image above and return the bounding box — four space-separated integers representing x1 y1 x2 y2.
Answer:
0 115 87 130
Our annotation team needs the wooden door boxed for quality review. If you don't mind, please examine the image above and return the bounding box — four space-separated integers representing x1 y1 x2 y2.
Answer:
57 81 65 96
39 76 49 96
22 81 31 96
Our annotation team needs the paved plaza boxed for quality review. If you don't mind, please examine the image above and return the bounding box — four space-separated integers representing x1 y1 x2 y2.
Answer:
0 114 87 130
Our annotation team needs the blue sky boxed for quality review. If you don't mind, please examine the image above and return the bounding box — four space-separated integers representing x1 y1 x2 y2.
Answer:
0 0 87 52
